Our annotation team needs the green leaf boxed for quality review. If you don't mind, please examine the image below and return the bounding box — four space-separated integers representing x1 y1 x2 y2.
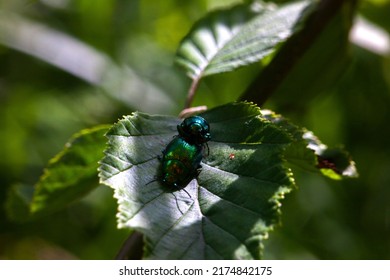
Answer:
99 102 295 259
261 109 358 179
30 125 110 216
175 0 311 80
240 0 357 106
304 133 359 180
5 184 34 222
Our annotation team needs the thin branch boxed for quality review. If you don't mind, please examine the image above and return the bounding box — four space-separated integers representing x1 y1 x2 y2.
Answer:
115 231 144 260
185 77 201 109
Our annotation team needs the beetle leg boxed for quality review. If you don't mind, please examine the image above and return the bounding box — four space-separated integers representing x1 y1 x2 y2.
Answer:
182 188 192 199
171 192 184 215
203 143 210 156
145 176 158 186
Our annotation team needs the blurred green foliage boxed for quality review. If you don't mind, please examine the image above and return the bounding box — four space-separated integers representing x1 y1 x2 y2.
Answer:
1 0 389 259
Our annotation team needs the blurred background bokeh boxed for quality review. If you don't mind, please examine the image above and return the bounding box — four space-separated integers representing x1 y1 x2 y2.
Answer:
1 0 389 259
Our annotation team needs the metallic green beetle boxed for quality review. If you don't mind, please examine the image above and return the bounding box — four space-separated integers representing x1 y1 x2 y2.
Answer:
177 115 211 145
160 136 203 188
160 116 211 189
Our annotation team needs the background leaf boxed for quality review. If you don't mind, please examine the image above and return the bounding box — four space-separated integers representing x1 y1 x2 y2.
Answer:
99 102 294 259
175 0 312 80
241 0 356 106
29 125 110 217
261 110 358 179
5 184 34 222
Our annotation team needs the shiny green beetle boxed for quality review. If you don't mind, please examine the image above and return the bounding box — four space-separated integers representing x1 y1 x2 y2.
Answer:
161 136 203 188
177 115 211 145
160 116 211 189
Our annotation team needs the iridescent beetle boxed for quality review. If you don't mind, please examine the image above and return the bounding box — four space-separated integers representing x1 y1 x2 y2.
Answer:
160 116 211 189
177 116 211 145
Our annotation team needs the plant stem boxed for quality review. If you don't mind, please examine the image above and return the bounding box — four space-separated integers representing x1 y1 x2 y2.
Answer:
115 231 144 260
185 77 201 109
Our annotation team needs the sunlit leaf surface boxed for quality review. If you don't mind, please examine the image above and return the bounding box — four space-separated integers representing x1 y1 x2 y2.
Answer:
176 1 311 80
99 102 295 259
